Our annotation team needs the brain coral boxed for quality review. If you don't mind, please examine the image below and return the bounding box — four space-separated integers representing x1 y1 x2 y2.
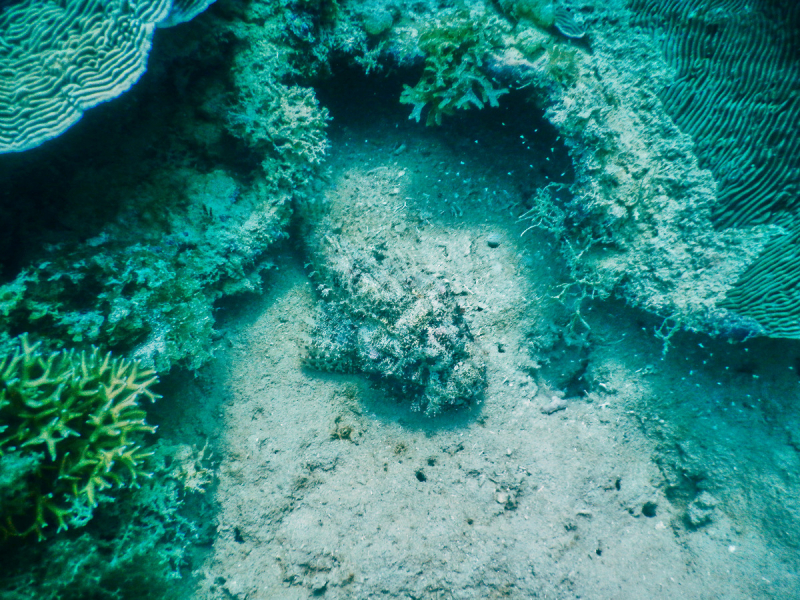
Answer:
630 0 800 230
0 0 216 154
158 0 217 27
630 0 800 337
0 335 159 539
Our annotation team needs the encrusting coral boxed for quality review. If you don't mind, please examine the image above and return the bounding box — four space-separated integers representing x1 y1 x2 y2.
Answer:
0 335 159 539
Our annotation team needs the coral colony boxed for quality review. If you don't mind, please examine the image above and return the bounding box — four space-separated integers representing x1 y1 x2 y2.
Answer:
0 335 158 539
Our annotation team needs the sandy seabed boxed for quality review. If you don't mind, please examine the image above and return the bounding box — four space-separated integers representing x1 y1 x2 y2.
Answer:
151 99 800 600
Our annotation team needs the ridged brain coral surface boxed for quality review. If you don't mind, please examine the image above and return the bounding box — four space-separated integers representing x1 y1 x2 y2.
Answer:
0 336 158 539
158 0 217 27
630 0 800 337
0 0 171 154
630 0 800 229
719 220 800 337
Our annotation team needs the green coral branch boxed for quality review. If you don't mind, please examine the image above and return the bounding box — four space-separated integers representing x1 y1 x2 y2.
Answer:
400 10 509 125
0 335 159 540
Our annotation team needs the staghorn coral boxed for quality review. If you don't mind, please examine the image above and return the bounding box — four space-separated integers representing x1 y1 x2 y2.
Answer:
0 441 213 600
0 335 158 539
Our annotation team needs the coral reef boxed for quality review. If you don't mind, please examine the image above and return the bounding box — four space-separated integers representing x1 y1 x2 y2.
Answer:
367 0 761 335
400 8 510 125
304 234 486 417
0 0 215 154
0 167 289 371
0 0 330 371
363 0 798 340
503 0 586 38
630 0 800 338
494 0 771 337
0 335 158 539
630 0 800 230
0 441 213 600
226 81 330 188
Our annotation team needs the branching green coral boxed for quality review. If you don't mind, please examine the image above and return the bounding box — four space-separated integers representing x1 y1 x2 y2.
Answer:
400 10 509 125
0 442 211 600
0 335 158 539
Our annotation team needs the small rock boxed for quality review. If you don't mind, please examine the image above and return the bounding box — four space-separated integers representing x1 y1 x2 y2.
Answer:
486 233 502 248
362 8 393 36
495 490 518 509
541 396 568 415
687 491 718 527
310 574 328 594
